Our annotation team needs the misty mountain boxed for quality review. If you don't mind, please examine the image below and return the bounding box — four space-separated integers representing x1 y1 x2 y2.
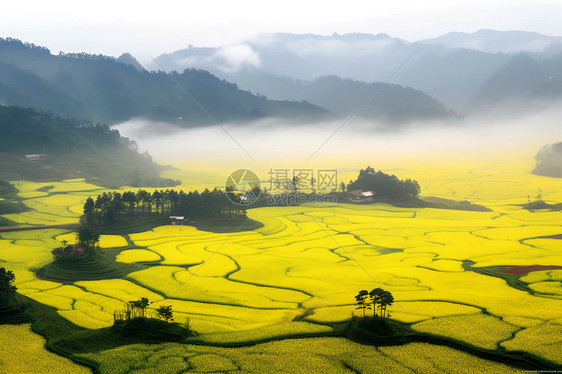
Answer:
472 52 562 113
152 33 457 120
151 33 414 82
0 38 329 126
117 53 145 72
211 71 453 122
152 30 562 114
419 29 562 54
150 32 512 112
0 105 177 187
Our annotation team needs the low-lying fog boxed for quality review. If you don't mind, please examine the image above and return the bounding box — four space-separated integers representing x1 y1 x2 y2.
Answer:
114 107 561 170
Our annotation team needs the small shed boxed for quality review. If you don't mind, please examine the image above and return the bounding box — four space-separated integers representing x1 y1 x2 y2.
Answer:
361 191 375 198
169 216 185 225
348 190 375 202
62 245 86 256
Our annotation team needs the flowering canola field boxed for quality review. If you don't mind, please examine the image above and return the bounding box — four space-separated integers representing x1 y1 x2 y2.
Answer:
0 324 91 373
79 337 522 373
1 158 562 371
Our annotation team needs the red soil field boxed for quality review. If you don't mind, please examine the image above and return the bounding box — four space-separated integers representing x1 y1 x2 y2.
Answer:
501 265 562 275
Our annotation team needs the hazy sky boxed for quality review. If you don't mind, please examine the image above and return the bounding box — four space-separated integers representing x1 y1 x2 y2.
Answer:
2 0 562 63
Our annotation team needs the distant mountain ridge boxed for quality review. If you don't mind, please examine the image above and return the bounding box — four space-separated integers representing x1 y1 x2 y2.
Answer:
0 38 330 126
153 33 455 122
472 52 562 113
2 30 562 128
419 29 562 54
151 30 562 115
212 72 453 123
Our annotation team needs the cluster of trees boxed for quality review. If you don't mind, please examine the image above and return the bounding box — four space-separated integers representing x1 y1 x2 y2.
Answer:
355 288 395 319
58 51 115 61
347 166 420 200
0 267 17 302
0 106 127 154
113 297 174 324
533 142 562 178
0 37 50 55
51 226 101 261
84 188 245 225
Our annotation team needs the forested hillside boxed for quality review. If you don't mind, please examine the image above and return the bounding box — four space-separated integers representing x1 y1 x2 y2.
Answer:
0 105 177 187
0 38 330 126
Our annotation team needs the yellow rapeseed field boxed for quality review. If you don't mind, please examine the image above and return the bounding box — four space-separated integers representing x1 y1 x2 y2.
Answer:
78 337 523 373
0 152 561 369
0 324 91 373
116 249 161 263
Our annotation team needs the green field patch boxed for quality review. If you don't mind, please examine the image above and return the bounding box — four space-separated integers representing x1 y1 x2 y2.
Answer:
412 313 519 350
377 342 523 374
36 254 130 283
78 337 526 374
189 353 239 372
0 198 29 216
501 322 562 364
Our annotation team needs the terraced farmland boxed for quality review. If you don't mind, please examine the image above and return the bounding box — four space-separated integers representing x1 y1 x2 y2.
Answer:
1 159 562 372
